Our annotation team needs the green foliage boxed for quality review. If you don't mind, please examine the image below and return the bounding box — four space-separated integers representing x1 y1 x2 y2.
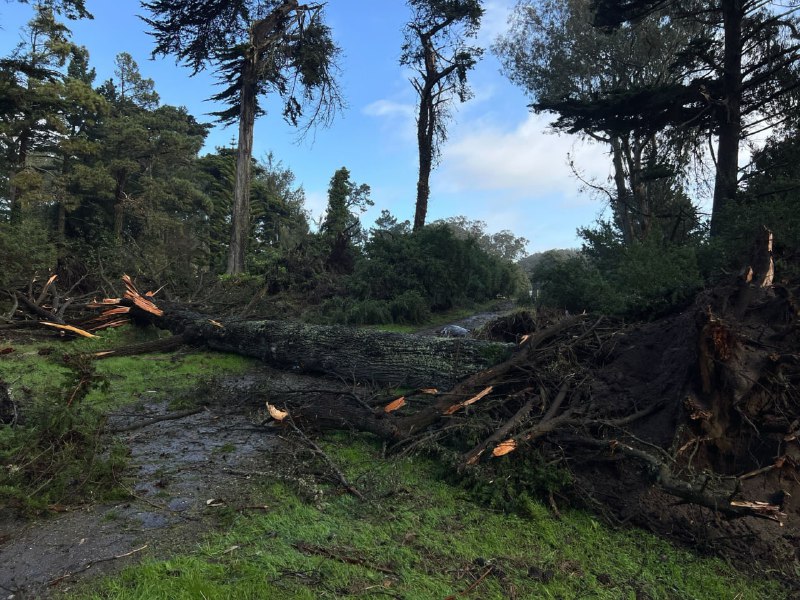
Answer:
434 215 529 261
531 227 703 316
0 327 257 513
360 225 524 308
320 166 372 274
315 224 525 325
453 451 572 514
0 218 57 288
718 127 800 269
142 0 343 128
0 352 124 513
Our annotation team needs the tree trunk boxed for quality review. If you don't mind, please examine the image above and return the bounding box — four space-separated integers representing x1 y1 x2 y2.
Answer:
9 130 31 225
227 57 257 275
414 91 434 232
610 136 633 245
113 175 127 240
157 303 513 389
57 201 66 239
710 0 744 237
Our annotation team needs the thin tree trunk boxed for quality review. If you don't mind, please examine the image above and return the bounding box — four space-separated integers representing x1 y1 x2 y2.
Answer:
414 92 433 232
113 178 126 240
711 0 743 238
610 136 633 245
9 131 30 225
57 201 66 239
227 57 257 275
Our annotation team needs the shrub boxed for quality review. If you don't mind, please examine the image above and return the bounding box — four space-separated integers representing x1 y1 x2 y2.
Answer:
531 234 703 317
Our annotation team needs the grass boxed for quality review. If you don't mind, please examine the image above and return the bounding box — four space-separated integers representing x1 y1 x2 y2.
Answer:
0 325 254 412
0 326 256 512
67 434 784 600
1 326 785 598
364 299 506 334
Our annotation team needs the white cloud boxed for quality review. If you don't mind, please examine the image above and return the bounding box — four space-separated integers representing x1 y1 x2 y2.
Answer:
363 99 415 120
363 97 417 145
477 0 514 47
438 112 611 203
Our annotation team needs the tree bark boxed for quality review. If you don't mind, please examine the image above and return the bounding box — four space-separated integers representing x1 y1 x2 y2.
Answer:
710 0 744 237
113 174 127 240
227 55 257 275
156 304 513 389
414 84 434 232
610 135 634 245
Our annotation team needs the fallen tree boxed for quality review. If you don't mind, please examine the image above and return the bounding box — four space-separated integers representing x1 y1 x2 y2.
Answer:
27 232 800 577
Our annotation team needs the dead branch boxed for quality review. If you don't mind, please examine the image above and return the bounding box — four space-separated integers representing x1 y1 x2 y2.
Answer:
108 407 205 433
286 417 365 500
15 291 62 323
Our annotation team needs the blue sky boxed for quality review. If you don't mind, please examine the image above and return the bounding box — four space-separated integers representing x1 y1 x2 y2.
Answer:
1 0 613 253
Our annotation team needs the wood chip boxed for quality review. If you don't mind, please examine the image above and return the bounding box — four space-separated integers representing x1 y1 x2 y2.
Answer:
492 439 517 457
384 396 407 413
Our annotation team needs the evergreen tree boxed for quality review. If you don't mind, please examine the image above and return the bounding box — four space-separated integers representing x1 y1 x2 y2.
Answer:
321 167 372 273
571 1 800 236
495 0 698 245
0 5 76 223
142 0 344 274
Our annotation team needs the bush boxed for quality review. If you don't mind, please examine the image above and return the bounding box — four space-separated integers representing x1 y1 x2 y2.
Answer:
351 225 526 315
389 290 431 324
532 233 703 317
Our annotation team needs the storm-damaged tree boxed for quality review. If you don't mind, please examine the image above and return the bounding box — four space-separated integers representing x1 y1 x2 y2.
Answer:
495 0 699 245
576 0 800 237
401 0 483 231
142 0 343 274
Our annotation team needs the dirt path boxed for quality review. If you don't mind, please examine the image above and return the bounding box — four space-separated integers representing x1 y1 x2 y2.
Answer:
0 372 280 599
413 301 516 337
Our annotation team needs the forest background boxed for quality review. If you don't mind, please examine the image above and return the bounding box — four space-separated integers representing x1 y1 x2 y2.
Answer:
1 0 799 324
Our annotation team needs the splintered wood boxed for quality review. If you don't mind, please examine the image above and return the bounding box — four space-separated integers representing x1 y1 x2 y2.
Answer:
84 275 162 332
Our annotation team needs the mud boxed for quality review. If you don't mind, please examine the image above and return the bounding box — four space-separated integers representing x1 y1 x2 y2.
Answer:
0 370 281 599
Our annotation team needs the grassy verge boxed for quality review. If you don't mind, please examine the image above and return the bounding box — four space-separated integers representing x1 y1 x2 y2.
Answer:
67 434 782 600
0 326 256 512
363 299 507 334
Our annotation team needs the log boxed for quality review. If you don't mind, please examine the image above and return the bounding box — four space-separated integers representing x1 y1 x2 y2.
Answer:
144 304 514 389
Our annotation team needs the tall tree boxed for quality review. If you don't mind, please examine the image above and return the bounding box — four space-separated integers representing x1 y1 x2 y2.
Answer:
582 0 800 236
495 0 697 245
321 166 371 272
401 0 483 231
106 52 160 110
143 0 343 274
0 4 75 223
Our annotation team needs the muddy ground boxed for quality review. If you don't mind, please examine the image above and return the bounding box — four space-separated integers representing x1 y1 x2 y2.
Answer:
0 370 296 598
0 309 516 599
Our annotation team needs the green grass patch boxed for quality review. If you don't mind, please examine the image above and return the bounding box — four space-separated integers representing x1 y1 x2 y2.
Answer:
364 299 504 334
0 326 257 513
69 434 782 599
